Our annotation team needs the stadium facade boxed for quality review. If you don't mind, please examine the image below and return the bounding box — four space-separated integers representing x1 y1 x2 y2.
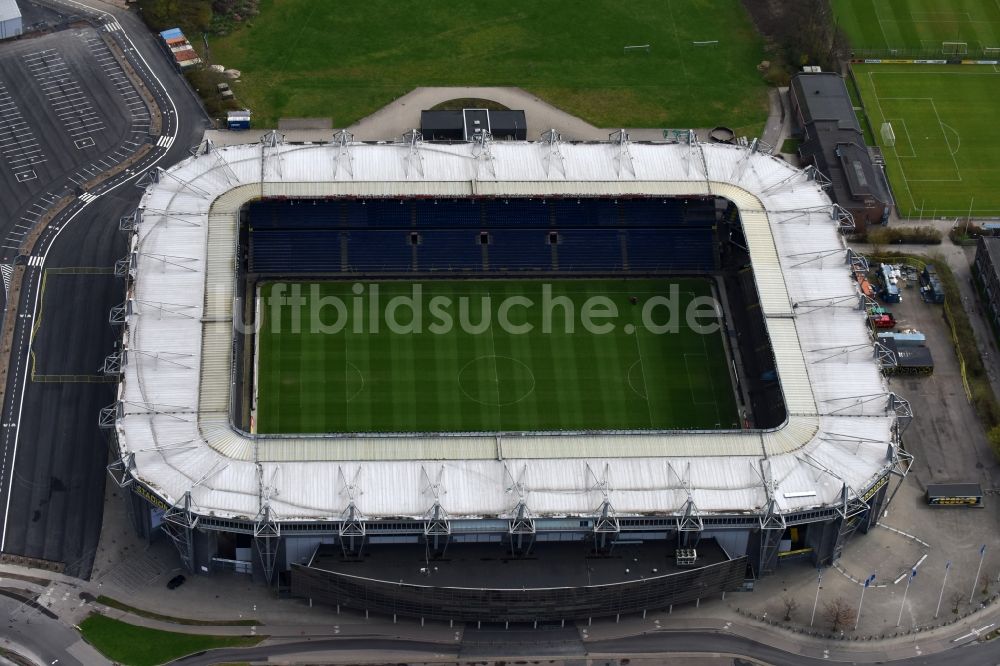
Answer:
104 130 913 622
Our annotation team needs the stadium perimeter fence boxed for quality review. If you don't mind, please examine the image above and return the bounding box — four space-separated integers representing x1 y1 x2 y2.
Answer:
849 46 1000 61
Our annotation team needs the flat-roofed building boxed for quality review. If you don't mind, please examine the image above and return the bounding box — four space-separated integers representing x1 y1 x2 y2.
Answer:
790 72 892 232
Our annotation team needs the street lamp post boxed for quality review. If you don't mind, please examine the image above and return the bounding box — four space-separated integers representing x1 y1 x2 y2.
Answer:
810 567 823 627
896 568 916 627
934 560 951 620
856 573 875 632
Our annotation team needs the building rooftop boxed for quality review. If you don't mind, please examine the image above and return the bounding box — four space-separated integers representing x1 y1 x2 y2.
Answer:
800 126 891 208
980 237 1000 273
791 72 860 132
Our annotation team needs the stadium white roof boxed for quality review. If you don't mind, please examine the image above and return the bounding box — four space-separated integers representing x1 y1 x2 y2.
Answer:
115 135 906 524
0 0 20 24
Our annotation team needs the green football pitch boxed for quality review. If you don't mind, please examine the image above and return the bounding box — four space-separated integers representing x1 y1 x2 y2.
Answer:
833 0 1000 53
254 279 739 434
207 0 768 133
852 64 1000 216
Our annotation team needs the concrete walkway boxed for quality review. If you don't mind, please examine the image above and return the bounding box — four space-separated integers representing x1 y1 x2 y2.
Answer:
8 556 1000 664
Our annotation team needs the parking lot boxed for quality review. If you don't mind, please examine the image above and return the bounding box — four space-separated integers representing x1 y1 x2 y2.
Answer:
0 25 145 257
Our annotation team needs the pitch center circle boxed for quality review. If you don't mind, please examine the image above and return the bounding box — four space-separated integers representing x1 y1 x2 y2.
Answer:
458 355 535 407
344 361 366 403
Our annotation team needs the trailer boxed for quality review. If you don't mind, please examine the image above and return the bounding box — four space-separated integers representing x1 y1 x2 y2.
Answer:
925 483 984 508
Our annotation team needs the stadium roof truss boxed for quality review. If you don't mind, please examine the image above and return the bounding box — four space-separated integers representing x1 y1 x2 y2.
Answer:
109 134 910 527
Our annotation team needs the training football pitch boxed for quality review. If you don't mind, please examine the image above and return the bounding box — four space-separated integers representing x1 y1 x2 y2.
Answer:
207 0 767 132
853 64 1000 216
254 279 739 434
833 0 1000 53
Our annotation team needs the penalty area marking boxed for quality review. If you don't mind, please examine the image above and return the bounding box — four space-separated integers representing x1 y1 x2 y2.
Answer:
626 359 646 400
940 122 961 155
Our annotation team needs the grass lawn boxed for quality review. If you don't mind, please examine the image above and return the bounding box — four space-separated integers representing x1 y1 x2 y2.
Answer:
833 0 1000 53
852 64 1000 216
78 614 261 666
255 278 739 434
207 0 768 132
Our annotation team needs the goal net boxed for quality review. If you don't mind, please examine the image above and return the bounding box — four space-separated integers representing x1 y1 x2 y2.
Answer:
942 41 968 55
881 122 896 147
985 46 1000 56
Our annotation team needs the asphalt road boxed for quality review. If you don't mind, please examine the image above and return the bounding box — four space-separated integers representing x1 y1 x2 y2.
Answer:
0 0 208 577
0 592 100 666
170 630 1000 666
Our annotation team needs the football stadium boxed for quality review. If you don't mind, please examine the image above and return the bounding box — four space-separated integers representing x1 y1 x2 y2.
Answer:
105 130 912 622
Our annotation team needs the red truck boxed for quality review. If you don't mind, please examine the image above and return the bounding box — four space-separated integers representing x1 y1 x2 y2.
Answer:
869 313 896 329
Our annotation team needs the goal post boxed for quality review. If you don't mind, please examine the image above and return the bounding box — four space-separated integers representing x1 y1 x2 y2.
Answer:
692 40 719 47
881 122 896 147
942 41 968 55
623 44 650 55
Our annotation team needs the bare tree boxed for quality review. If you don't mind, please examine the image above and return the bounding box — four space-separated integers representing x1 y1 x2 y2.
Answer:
782 595 799 622
951 591 965 614
823 597 856 632
741 0 850 72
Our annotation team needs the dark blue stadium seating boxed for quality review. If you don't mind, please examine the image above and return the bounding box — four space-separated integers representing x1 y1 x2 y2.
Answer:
416 230 484 271
249 200 340 229
486 229 552 271
247 197 718 275
627 229 714 272
344 230 412 272
557 230 624 271
250 229 341 273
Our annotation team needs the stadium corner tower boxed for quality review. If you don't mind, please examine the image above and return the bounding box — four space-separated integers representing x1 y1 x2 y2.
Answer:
106 129 912 622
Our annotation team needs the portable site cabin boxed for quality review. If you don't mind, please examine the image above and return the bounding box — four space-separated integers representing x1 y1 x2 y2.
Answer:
227 110 251 130
420 109 528 141
0 0 22 40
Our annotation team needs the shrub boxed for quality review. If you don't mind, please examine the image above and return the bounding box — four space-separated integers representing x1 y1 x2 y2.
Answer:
866 226 942 245
137 0 212 35
183 67 242 122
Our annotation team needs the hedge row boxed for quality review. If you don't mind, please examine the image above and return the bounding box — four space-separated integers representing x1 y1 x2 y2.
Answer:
862 226 942 246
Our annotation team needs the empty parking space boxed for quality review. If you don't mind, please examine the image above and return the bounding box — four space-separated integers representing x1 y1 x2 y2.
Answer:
23 48 106 140
0 82 46 182
0 27 145 253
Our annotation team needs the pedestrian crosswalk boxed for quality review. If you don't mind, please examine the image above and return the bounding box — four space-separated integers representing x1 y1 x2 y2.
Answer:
27 256 43 267
78 192 98 203
155 135 175 149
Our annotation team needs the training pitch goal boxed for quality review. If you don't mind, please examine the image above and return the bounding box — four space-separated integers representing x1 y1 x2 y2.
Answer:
881 122 896 147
